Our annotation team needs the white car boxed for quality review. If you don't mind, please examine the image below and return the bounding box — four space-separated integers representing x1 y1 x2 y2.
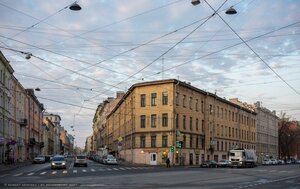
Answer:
103 155 118 165
33 155 45 164
262 159 271 165
270 159 278 165
51 155 66 169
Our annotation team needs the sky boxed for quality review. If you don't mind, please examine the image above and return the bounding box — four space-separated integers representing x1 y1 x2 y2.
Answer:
0 0 299 148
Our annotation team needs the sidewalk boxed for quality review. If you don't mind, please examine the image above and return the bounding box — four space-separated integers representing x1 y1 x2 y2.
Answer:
0 161 32 173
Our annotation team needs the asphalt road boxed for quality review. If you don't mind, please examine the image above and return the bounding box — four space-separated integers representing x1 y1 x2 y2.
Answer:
0 160 299 189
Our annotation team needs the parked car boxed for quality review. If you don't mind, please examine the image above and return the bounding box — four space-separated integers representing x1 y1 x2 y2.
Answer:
33 155 45 164
262 159 271 165
200 160 218 168
74 155 88 167
296 159 300 164
286 159 292 164
51 155 66 169
217 159 230 167
278 159 285 165
44 155 53 163
270 159 278 165
102 155 118 165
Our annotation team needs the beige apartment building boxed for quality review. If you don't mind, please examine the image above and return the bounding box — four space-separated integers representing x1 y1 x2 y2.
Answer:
105 79 257 165
92 92 124 156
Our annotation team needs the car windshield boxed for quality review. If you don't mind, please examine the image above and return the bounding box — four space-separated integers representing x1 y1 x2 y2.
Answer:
107 155 115 159
52 157 64 161
76 156 86 159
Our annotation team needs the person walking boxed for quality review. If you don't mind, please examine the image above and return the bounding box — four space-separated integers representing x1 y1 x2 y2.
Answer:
166 157 170 168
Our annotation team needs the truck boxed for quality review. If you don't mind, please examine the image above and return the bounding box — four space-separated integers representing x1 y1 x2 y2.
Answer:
229 148 257 168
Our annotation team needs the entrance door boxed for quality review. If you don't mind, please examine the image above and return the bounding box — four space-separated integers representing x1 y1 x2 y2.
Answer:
149 153 157 165
189 153 193 165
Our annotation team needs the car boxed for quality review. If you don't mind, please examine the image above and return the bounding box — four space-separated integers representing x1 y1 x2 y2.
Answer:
262 159 271 165
44 155 53 163
270 159 278 165
200 160 218 168
33 155 45 164
217 159 230 167
74 155 88 167
286 159 292 164
278 159 285 165
102 155 118 165
51 155 66 169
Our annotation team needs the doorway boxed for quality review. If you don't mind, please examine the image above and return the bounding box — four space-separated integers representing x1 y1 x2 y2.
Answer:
149 153 157 165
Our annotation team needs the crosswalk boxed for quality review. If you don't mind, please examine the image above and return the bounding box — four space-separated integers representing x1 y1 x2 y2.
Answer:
7 167 152 177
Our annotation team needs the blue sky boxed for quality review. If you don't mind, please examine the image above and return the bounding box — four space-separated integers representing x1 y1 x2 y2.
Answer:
0 0 299 148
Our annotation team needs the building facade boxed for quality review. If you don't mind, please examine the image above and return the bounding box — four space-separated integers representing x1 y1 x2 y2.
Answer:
254 102 279 162
43 113 61 155
105 79 257 165
0 51 15 163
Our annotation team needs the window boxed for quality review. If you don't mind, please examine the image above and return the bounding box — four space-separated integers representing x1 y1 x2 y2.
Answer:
195 99 198 111
162 135 168 147
190 135 193 148
162 92 168 105
229 111 231 121
189 117 193 131
189 97 192 109
196 118 199 131
151 114 156 128
151 136 156 147
196 136 199 148
183 135 186 148
209 104 213 115
140 136 145 148
201 120 204 133
162 113 168 127
176 114 179 129
140 94 146 107
183 95 186 107
151 93 157 106
176 92 179 106
140 115 146 128
201 98 204 113
183 115 186 130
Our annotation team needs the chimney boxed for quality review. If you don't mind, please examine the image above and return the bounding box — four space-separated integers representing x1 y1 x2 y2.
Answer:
116 91 125 98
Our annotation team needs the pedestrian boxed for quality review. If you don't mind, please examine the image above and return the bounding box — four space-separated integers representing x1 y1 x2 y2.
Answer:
166 157 170 168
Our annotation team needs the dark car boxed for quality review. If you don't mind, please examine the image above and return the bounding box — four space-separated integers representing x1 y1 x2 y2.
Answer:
200 160 218 168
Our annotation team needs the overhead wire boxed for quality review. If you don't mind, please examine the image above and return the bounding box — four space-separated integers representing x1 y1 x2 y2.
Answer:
203 0 300 96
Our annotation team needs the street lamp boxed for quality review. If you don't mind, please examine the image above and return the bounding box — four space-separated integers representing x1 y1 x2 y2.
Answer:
191 0 200 6
225 6 237 15
69 1 82 11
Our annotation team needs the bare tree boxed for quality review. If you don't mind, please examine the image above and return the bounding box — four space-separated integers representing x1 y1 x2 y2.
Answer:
278 113 300 159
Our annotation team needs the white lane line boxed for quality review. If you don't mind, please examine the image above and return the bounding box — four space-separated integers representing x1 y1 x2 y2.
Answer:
73 170 77 173
125 167 132 170
91 169 95 172
63 170 68 174
51 171 57 175
106 168 112 171
113 168 118 170
40 172 47 175
98 169 105 171
27 172 34 176
82 169 87 172
119 168 125 170
13 173 23 176
131 167 138 169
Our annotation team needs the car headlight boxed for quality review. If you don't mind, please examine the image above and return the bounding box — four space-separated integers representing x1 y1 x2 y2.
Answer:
51 163 55 165
62 162 65 165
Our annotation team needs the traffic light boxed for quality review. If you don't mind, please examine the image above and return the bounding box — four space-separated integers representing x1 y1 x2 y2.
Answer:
171 146 174 152
178 141 182 149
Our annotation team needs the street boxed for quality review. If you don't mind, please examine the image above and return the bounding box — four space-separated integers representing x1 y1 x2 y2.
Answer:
0 158 299 189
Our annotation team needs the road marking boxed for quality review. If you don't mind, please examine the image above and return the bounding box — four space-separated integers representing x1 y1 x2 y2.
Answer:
0 174 9 178
98 169 105 171
73 170 77 173
106 168 112 171
52 171 57 175
131 167 138 169
91 169 95 172
125 167 132 170
13 173 23 176
119 168 125 170
40 172 46 175
113 168 118 170
63 170 68 174
27 172 34 176
82 169 87 172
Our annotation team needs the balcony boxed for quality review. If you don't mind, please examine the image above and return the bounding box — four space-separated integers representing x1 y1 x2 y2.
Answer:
20 119 28 127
